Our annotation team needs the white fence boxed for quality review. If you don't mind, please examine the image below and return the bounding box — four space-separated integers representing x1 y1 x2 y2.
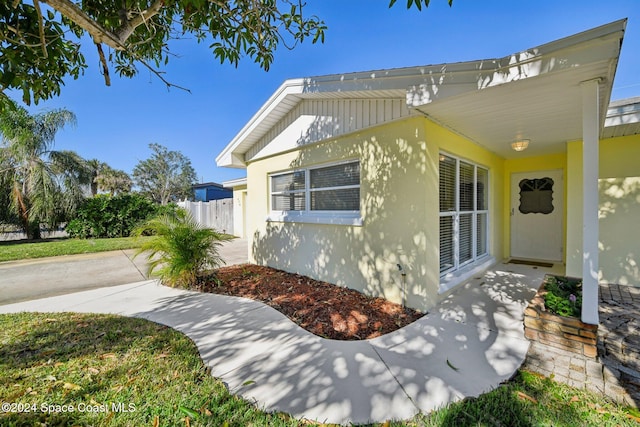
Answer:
177 199 234 234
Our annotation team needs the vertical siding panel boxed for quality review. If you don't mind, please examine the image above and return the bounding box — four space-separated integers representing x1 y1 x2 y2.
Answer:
349 100 355 131
371 100 378 126
246 96 416 162
356 100 363 130
332 100 344 136
339 100 345 134
384 99 393 122
377 100 385 123
362 100 370 129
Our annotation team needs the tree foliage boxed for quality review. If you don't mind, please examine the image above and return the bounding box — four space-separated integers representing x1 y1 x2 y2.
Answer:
96 166 132 196
0 106 90 239
133 143 196 205
389 0 453 10
66 193 162 238
1 0 327 106
87 159 132 196
1 1 447 108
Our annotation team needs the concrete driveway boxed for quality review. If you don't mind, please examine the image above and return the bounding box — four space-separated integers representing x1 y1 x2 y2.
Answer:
0 238 248 305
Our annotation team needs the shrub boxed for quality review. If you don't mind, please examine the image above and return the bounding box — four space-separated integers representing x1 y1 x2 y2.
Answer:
66 194 166 238
132 209 233 288
543 275 582 318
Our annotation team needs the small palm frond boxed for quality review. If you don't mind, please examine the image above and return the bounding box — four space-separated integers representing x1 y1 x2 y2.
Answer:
133 209 233 288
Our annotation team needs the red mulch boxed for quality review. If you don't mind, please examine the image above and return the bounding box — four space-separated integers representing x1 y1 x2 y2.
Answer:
197 264 424 341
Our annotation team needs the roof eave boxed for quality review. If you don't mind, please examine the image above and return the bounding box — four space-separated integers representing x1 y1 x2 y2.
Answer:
215 80 306 168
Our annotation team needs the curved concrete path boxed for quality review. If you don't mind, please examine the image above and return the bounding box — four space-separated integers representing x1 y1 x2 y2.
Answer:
0 262 559 424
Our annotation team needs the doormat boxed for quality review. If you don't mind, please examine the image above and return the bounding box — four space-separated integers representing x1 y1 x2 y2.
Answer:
508 259 554 268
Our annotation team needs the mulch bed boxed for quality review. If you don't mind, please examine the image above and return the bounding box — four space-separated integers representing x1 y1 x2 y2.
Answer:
197 264 424 341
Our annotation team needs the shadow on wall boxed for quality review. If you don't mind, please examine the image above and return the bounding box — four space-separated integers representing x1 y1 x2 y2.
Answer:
252 118 440 311
599 177 640 286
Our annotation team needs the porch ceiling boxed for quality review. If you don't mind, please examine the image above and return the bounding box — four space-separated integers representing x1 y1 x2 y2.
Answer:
411 24 625 159
414 65 614 159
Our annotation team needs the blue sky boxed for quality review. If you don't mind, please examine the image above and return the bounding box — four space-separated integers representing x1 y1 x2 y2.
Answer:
18 0 640 184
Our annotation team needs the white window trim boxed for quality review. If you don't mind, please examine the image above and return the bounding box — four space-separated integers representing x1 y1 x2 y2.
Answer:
439 153 491 287
267 159 362 226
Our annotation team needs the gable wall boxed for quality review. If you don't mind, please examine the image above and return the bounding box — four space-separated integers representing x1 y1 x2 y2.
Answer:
245 98 415 162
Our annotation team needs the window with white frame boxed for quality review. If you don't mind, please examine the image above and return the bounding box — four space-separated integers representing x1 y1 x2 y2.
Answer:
270 160 361 223
439 153 489 274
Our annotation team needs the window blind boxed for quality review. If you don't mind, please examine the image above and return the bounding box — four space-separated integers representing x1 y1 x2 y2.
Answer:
439 154 489 275
440 216 454 273
439 155 456 212
270 161 360 214
310 163 360 188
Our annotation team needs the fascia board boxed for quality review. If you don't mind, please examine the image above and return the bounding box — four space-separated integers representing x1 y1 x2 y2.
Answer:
215 79 305 167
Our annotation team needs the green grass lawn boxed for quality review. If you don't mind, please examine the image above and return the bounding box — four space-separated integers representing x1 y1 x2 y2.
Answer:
0 237 153 263
1 312 638 427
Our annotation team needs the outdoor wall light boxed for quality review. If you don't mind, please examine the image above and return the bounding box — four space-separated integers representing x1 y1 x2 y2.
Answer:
511 139 530 152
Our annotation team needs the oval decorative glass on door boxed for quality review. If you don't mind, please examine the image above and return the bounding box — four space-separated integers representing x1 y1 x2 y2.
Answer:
518 177 554 214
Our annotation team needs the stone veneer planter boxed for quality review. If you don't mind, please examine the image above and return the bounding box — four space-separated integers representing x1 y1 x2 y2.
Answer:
524 276 598 358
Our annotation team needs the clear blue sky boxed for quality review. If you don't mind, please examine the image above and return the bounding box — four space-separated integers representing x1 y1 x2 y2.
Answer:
17 0 640 184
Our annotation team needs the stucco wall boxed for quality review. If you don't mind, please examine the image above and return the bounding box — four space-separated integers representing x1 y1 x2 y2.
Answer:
245 116 504 312
599 135 640 286
565 134 640 286
231 185 247 238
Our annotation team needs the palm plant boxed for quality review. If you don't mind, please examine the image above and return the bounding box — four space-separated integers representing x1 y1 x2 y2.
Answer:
95 167 132 196
86 159 132 196
132 208 233 288
0 107 91 239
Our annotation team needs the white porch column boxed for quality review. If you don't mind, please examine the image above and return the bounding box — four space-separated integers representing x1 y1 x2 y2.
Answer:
581 79 600 325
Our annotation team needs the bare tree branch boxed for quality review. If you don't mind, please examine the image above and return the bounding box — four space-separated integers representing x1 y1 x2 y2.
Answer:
42 0 127 49
33 0 48 58
115 0 164 42
95 43 111 86
138 60 191 94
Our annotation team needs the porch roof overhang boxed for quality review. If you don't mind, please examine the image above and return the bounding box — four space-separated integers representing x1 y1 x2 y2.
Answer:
408 19 626 159
222 177 247 189
216 19 627 168
603 97 640 138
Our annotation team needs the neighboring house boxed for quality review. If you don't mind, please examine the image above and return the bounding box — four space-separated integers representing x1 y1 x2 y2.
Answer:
193 182 232 202
216 19 639 323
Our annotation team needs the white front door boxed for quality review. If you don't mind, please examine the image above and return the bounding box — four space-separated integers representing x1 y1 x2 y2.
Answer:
510 170 563 262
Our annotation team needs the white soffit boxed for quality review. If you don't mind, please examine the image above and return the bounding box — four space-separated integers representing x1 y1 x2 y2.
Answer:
216 19 627 167
410 19 626 159
603 97 640 138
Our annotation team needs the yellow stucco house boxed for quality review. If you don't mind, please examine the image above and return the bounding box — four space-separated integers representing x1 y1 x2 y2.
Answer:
218 19 639 324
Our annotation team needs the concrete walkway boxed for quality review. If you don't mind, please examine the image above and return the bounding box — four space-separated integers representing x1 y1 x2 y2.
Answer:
0 260 557 425
0 239 248 305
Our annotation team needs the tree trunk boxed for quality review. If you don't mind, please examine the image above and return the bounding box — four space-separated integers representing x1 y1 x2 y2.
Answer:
25 221 41 240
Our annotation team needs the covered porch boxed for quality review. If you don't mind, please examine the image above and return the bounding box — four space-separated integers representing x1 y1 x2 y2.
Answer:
408 19 628 325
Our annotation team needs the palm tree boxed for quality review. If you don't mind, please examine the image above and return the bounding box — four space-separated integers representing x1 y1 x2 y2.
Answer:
86 159 108 196
0 107 91 239
96 167 132 196
85 159 132 196
133 209 232 288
